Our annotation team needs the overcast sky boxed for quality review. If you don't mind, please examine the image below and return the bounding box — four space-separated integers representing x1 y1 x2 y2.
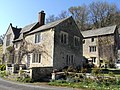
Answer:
0 0 120 35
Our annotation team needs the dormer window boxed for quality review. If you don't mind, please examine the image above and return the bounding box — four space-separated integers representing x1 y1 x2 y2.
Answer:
60 31 68 44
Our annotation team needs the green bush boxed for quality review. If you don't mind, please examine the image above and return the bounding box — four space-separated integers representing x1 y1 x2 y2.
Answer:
16 77 33 83
92 68 101 76
0 64 6 71
0 71 6 77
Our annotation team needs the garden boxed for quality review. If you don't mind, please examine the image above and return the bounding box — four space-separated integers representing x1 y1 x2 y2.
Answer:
49 67 120 90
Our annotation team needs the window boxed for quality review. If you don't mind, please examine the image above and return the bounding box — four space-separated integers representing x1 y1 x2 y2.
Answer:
74 36 80 46
91 57 96 63
60 31 68 44
32 53 41 63
16 43 18 48
91 38 94 42
35 33 41 43
6 34 11 46
100 60 103 63
66 54 74 65
83 40 85 44
89 46 96 52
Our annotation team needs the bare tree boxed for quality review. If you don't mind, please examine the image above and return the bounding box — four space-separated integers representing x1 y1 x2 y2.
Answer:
0 34 5 44
46 15 58 24
69 5 89 30
46 10 69 24
89 1 118 28
58 10 69 19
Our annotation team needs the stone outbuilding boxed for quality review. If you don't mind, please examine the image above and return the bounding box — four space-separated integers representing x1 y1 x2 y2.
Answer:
82 25 119 67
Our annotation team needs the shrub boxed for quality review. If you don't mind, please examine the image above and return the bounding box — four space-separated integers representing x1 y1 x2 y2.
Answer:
91 68 101 76
16 77 33 83
108 72 115 77
0 71 6 77
0 64 6 71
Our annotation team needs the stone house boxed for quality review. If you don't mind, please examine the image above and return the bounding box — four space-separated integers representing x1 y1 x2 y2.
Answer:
24 16 83 80
3 11 83 80
2 23 21 63
82 25 119 67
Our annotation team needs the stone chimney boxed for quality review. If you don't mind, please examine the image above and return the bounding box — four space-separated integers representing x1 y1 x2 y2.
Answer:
38 10 45 26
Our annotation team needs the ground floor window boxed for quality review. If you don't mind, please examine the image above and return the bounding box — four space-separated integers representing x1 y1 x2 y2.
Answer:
66 54 74 65
32 53 41 63
91 57 96 63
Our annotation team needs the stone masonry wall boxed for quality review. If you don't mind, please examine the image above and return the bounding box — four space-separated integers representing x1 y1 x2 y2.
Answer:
30 67 53 81
53 17 83 70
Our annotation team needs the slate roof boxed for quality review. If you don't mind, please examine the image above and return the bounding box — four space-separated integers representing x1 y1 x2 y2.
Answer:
14 22 37 41
20 22 37 33
81 25 117 38
14 16 72 41
28 16 71 35
12 26 21 40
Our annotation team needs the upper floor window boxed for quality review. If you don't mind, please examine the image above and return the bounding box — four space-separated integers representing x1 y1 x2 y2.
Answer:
35 33 41 43
83 40 85 44
60 31 68 44
91 38 94 42
16 43 18 48
32 53 41 63
6 34 11 46
74 36 80 46
89 46 96 52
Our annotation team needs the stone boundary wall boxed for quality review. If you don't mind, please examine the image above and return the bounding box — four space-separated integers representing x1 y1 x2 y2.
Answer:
30 67 53 81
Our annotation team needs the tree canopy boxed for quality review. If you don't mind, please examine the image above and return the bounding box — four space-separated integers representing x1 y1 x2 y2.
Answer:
46 1 120 31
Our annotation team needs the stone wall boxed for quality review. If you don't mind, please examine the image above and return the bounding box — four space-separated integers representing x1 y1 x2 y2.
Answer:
83 37 99 66
30 67 53 81
53 17 83 70
83 34 118 67
25 29 54 68
3 25 14 54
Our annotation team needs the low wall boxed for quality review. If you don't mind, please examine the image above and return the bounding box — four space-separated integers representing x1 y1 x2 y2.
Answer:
30 67 53 81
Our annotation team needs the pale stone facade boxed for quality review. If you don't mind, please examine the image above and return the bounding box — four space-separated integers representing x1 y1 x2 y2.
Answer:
3 11 83 80
82 25 119 67
3 24 21 63
24 16 83 80
83 37 99 66
25 29 54 68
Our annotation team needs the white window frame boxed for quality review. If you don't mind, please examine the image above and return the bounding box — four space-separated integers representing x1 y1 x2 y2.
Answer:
32 53 42 63
35 33 41 43
89 46 96 52
91 57 96 63
60 31 68 45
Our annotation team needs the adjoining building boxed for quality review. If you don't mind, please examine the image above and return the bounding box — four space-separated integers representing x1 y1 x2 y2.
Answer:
82 25 119 67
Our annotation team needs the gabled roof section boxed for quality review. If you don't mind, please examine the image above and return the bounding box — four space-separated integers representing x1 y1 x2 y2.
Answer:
81 25 117 38
20 22 37 33
4 23 21 40
14 22 38 41
12 26 21 40
28 16 72 35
